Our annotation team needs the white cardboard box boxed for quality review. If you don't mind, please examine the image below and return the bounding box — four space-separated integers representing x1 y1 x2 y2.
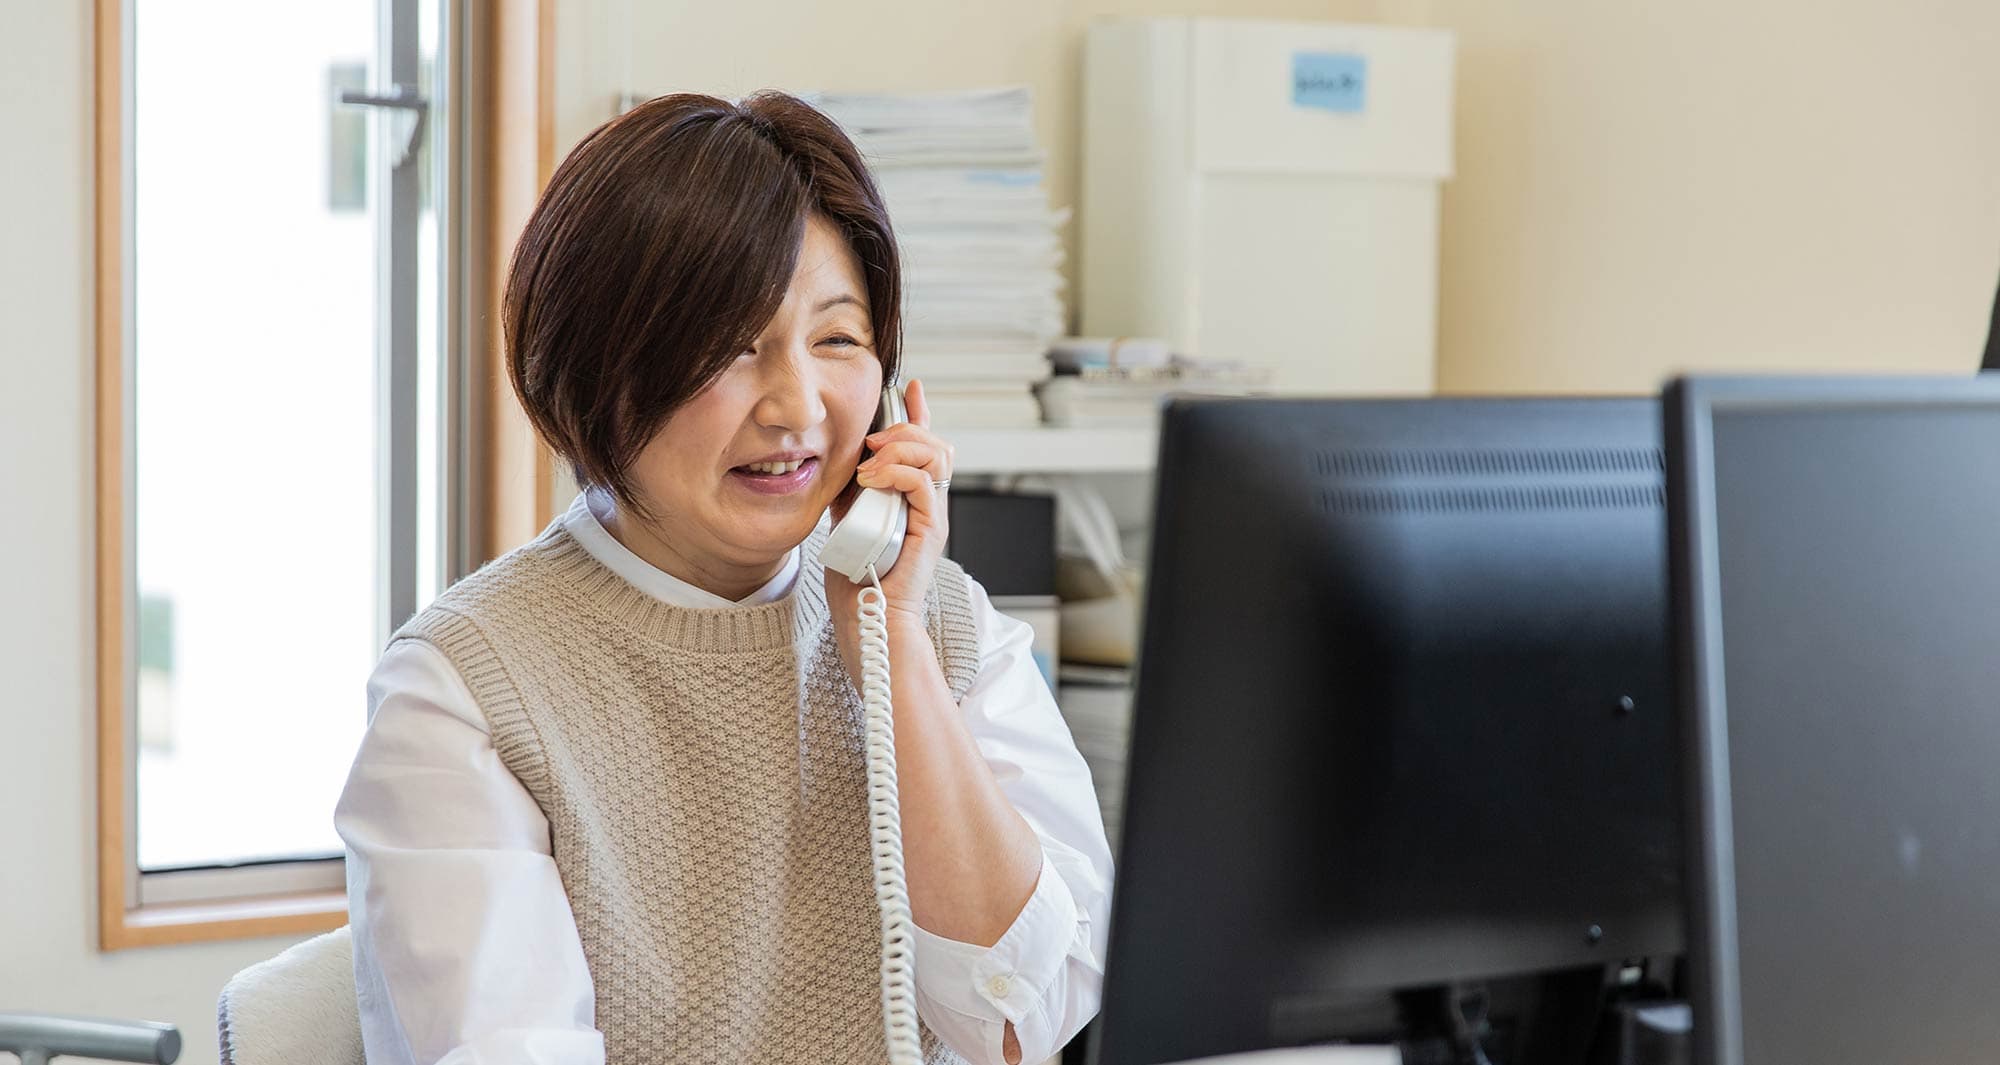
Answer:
1082 17 1455 396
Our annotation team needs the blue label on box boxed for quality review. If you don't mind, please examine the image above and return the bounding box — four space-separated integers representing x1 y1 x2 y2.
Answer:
1292 51 1368 113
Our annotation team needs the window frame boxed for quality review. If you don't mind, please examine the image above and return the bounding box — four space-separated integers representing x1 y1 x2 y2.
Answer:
93 0 558 950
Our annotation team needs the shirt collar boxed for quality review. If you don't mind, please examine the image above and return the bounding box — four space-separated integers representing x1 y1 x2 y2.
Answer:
560 487 799 609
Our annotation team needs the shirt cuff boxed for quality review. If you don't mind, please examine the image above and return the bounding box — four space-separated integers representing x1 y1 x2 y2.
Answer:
912 850 1082 1026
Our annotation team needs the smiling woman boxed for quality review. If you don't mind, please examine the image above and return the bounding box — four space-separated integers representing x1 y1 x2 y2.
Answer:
504 92 903 528
602 212 885 600
332 90 1113 1065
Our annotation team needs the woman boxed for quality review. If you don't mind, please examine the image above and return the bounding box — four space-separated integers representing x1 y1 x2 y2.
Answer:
334 92 1112 1065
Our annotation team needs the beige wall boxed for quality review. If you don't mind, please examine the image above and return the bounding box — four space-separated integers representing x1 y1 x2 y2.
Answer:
1412 0 2000 392
556 0 2000 394
1 4 310 1063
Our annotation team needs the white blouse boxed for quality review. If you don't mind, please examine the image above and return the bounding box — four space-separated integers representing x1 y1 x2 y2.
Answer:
335 489 1114 1065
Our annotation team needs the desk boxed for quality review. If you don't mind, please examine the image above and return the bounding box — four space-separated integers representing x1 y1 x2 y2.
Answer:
1173 1049 1400 1065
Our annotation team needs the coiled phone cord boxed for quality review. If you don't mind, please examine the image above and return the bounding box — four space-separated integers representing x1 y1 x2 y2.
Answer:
859 563 923 1065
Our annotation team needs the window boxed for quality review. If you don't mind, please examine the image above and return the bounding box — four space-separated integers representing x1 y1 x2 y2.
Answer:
93 0 516 947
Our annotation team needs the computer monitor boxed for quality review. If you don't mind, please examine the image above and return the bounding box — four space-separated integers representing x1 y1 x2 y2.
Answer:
1982 278 1998 370
1667 375 2000 1065
1092 397 1685 1065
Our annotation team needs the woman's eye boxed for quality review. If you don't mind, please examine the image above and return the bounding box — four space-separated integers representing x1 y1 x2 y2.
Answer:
822 335 858 348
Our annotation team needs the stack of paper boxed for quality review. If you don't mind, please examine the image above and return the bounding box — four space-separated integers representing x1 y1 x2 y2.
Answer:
812 88 1066 429
1047 336 1172 373
1055 664 1135 849
1037 359 1273 428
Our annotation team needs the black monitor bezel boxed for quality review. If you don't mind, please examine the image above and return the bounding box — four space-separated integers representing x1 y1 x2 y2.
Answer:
1982 279 1999 370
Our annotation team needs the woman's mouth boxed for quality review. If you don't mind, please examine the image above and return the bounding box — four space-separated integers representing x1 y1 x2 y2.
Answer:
728 456 819 496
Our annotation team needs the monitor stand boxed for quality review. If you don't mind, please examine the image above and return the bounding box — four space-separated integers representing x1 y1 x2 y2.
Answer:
1393 963 1687 1065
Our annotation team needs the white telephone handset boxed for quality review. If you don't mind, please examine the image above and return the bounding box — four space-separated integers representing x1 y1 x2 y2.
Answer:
822 382 910 583
822 382 923 1065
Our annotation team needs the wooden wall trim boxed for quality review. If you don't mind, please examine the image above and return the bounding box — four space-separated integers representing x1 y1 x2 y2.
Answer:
478 0 559 561
93 0 129 951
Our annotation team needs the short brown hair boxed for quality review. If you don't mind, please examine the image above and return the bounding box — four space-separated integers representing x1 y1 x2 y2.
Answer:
503 91 901 519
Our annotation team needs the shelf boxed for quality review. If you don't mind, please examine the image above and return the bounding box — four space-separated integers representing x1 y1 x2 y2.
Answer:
949 425 1158 474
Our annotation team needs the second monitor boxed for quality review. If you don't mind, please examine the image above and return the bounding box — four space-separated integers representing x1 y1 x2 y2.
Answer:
1669 375 2000 1065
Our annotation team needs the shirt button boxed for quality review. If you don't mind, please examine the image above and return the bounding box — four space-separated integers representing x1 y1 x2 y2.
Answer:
986 974 1014 999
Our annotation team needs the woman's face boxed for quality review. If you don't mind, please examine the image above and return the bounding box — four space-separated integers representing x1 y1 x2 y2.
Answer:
621 212 885 579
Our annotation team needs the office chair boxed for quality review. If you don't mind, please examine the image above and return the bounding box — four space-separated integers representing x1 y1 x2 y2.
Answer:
0 1014 180 1065
215 927 363 1065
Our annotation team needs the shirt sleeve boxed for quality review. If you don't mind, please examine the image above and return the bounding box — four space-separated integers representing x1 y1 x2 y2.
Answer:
336 639 605 1065
911 577 1116 1065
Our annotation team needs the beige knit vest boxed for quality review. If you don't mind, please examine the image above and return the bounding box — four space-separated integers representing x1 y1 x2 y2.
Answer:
389 514 983 1064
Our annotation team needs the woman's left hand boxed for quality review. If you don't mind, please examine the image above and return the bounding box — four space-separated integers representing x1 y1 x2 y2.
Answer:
825 377 954 631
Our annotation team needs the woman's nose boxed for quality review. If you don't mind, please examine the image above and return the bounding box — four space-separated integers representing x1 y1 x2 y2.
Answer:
749 345 827 432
